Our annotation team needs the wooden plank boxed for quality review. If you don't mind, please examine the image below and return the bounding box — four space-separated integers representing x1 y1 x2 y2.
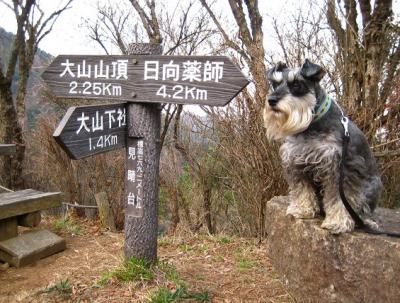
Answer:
95 192 116 232
53 103 127 159
0 144 16 156
0 218 18 241
42 55 249 106
0 229 66 267
0 190 62 220
17 211 41 227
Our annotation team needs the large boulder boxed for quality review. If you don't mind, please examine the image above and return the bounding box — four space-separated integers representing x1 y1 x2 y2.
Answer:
266 196 400 303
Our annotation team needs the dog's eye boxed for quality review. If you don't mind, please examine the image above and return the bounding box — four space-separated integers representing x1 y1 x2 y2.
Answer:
270 81 280 90
291 80 300 88
289 80 308 96
289 80 302 90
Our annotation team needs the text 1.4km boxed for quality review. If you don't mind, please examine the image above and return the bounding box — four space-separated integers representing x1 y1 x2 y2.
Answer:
89 135 118 151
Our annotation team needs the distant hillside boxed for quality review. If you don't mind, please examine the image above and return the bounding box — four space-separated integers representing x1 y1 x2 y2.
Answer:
0 27 53 127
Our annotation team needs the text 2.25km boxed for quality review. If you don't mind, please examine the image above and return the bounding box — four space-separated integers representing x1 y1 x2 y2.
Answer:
156 85 207 101
69 81 122 96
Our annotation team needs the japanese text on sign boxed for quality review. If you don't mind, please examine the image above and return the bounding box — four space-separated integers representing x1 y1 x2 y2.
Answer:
60 59 129 79
144 60 224 82
60 59 128 97
75 107 126 152
144 60 224 102
126 139 145 217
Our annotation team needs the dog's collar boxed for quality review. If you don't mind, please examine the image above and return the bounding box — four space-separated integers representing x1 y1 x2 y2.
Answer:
312 95 332 122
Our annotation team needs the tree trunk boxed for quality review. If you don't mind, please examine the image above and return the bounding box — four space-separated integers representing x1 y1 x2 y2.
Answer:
124 43 162 263
169 189 180 234
203 185 214 234
0 74 23 189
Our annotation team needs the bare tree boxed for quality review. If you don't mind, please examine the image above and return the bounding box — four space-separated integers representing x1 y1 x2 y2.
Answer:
199 0 284 240
129 0 162 43
0 0 72 189
83 1 146 55
172 107 221 234
200 0 267 109
327 0 398 111
270 2 342 99
84 1 216 149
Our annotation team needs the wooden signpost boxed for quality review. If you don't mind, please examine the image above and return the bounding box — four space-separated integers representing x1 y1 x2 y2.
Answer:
53 103 127 159
42 43 249 263
42 55 248 106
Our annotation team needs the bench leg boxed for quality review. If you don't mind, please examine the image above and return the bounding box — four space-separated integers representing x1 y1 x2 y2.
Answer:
0 218 18 241
18 211 41 227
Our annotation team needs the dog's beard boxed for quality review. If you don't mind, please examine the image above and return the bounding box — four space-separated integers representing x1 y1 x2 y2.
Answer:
263 93 316 140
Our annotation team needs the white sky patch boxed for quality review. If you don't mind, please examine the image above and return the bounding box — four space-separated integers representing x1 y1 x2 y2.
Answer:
0 0 309 56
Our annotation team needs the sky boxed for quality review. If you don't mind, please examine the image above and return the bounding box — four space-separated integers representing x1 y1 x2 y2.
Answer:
0 0 317 56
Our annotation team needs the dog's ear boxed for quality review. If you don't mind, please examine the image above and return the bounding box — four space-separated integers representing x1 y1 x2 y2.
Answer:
267 61 288 81
300 59 326 81
275 61 288 71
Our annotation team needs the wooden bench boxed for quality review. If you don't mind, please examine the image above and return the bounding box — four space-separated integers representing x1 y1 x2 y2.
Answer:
0 144 16 156
0 190 66 267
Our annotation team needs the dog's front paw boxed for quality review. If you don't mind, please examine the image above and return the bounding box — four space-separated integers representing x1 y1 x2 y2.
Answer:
286 203 317 219
321 216 355 234
364 218 380 231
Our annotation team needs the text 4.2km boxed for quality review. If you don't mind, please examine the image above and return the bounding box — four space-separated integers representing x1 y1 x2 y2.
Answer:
156 85 207 101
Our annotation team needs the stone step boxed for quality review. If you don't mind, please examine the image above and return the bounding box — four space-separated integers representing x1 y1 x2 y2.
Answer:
0 189 62 220
0 144 16 155
0 230 66 267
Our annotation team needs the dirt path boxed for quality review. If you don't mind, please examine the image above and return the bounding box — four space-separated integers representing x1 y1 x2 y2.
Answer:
0 217 294 302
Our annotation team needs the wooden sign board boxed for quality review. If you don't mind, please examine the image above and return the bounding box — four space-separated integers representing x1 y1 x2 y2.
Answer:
42 55 249 106
53 103 127 159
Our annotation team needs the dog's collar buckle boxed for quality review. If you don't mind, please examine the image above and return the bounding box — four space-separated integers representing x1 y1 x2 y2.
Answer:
341 117 350 137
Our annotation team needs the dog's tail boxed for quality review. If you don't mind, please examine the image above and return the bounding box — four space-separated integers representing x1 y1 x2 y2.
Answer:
340 127 400 238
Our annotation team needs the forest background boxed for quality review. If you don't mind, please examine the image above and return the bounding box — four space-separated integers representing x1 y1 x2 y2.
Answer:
0 0 398 241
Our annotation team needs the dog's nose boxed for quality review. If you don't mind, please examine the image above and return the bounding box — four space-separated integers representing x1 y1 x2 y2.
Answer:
268 96 278 107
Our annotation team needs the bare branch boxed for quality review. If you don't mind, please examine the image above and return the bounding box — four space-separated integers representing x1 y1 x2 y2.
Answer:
5 0 35 82
326 0 346 51
199 0 250 63
160 104 177 148
227 0 252 44
359 0 372 30
36 0 74 46
272 18 290 65
129 0 162 43
173 105 199 172
87 22 110 54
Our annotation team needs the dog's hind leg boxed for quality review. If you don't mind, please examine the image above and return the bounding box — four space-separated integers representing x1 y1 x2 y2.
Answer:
344 178 381 231
321 174 355 234
286 177 319 219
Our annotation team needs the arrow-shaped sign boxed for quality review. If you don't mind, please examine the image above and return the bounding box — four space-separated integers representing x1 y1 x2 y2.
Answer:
53 103 127 159
42 55 248 106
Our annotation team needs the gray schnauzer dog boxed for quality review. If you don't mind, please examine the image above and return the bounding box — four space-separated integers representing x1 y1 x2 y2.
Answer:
263 59 382 234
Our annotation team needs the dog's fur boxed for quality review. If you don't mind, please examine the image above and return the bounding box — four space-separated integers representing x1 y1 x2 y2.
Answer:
263 60 382 234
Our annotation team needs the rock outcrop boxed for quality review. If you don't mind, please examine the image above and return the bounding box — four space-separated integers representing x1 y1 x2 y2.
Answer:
266 196 400 303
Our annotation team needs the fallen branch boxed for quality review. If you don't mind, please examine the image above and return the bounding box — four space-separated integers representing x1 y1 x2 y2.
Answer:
374 149 400 158
62 202 98 209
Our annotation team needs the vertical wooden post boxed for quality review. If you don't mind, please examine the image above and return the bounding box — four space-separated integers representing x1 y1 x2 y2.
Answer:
124 43 162 263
